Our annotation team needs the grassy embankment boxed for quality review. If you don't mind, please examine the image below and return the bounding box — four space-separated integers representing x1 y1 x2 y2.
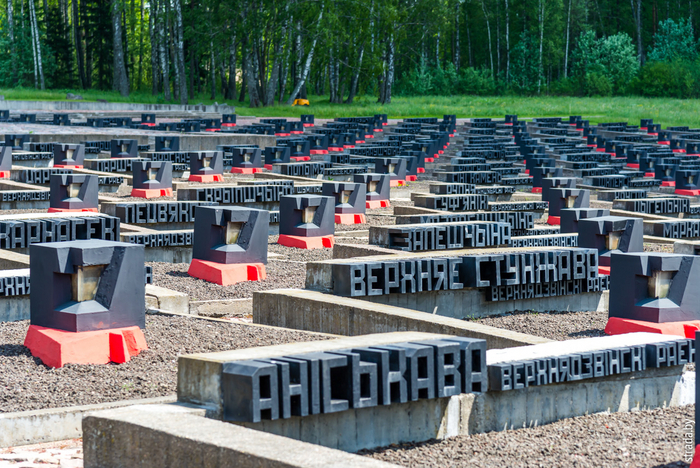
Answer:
1 88 699 126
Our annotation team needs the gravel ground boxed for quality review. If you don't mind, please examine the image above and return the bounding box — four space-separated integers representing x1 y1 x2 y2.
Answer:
0 315 328 413
473 310 608 341
149 256 308 300
0 209 50 216
645 242 675 253
362 405 694 468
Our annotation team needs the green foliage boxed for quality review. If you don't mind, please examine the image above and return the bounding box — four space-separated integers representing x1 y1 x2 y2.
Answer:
633 60 700 98
394 61 496 96
571 31 639 95
648 19 698 63
508 31 541 94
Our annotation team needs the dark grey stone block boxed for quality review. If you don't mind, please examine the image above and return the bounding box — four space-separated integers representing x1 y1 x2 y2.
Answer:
49 174 99 211
578 216 644 266
609 252 700 322
279 195 335 237
52 144 85 167
111 139 138 159
29 239 145 332
322 182 366 215
132 161 173 192
189 151 224 177
192 206 268 264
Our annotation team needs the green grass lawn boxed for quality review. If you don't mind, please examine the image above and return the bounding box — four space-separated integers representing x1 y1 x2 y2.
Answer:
2 87 700 127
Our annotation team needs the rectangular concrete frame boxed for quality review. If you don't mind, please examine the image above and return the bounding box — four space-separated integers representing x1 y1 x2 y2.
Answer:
252 289 551 349
305 247 609 317
176 331 692 454
82 404 399 468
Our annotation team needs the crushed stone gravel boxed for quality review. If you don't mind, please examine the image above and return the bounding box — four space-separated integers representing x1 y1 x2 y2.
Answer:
0 315 328 413
472 310 608 341
362 405 695 468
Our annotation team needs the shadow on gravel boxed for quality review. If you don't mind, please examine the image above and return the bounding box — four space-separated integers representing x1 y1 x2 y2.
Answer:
568 329 607 339
165 270 190 278
650 462 689 467
0 344 31 357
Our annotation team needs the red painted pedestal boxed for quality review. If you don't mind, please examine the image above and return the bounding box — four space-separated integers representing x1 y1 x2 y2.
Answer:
24 325 147 368
188 259 266 286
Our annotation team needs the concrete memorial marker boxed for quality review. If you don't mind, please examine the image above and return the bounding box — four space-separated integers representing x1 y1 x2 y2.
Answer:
278 195 335 249
547 188 590 225
25 240 147 368
221 336 487 423
675 169 700 196
52 144 85 169
48 174 99 213
110 139 139 159
578 216 644 274
322 182 367 225
559 208 610 234
354 173 391 209
188 206 269 286
0 144 11 178
155 136 180 152
606 252 700 336
229 147 263 174
131 161 173 198
369 221 511 251
375 158 407 187
188 151 224 183
263 146 291 170
5 134 29 150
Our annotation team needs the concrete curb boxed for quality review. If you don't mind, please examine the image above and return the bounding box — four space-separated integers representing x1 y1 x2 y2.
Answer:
0 395 176 448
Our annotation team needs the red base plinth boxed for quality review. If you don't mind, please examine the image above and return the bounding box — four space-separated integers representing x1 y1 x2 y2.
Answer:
53 165 83 169
438 150 444 155
278 234 334 249
291 156 311 162
425 157 434 163
264 164 273 170
417 168 425 173
188 259 266 286
406 175 417 182
366 200 390 209
532 187 542 193
645 172 656 178
525 169 530 175
328 147 344 152
673 149 686 153
374 128 383 132
205 128 221 132
658 140 670 145
291 131 304 135
365 134 374 139
48 208 99 213
310 150 328 155
547 216 560 225
604 317 700 338
141 123 156 127
596 148 606 152
230 167 263 174
344 145 355 149
275 133 291 137
222 123 237 127
661 181 676 187
676 189 700 196
335 213 367 225
356 140 366 144
24 325 147 368
598 266 611 275
188 174 224 183
587 144 596 148
131 188 173 199
390 179 406 187
302 123 314 127
0 171 9 179
627 163 640 169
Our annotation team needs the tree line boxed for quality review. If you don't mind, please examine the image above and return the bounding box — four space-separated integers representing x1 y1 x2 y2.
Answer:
1 0 699 105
